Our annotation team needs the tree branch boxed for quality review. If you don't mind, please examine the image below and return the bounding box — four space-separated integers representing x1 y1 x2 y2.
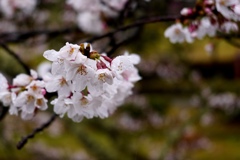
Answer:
106 27 142 56
0 27 79 43
0 15 179 44
16 113 58 150
99 0 120 12
0 43 30 74
86 15 180 43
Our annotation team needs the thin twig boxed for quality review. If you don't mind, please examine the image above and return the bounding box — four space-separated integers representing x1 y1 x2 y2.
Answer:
0 43 30 74
17 113 58 150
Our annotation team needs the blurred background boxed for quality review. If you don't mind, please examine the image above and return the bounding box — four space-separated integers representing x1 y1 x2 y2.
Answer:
1 0 240 159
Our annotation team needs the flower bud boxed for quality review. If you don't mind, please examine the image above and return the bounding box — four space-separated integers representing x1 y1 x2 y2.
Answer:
180 8 193 16
101 55 112 63
90 51 100 60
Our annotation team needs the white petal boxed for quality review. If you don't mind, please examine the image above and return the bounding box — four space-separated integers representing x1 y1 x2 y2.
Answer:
13 74 32 86
30 69 38 79
43 50 59 62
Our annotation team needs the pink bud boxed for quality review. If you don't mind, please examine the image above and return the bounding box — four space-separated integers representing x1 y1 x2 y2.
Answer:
180 8 193 16
188 24 198 33
204 8 212 14
100 60 108 69
41 89 46 95
97 62 103 69
204 0 214 5
102 55 112 63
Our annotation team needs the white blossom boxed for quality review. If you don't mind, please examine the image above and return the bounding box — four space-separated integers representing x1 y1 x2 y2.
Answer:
45 74 71 96
77 11 106 35
220 21 239 33
164 23 193 43
0 70 48 120
0 73 11 106
193 17 218 39
234 4 240 15
13 70 37 86
59 42 80 61
180 7 192 16
66 0 101 12
215 0 240 21
37 61 52 81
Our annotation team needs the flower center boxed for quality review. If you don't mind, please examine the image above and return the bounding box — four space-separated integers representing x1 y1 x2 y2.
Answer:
118 62 123 71
30 84 38 92
36 99 43 107
174 28 181 35
69 47 75 56
59 77 67 86
27 95 34 103
77 64 87 75
98 73 106 82
219 0 227 5
80 97 88 106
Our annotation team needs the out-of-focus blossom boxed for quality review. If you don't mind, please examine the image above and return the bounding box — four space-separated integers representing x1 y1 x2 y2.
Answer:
0 0 37 18
165 0 240 43
77 11 106 35
66 0 128 34
164 23 193 43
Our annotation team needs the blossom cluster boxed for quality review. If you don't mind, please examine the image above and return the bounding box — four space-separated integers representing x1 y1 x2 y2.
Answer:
165 0 240 43
0 70 47 120
66 0 128 34
0 42 141 122
43 42 140 122
0 0 37 18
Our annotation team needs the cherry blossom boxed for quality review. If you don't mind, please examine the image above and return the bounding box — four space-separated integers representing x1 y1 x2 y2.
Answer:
164 23 193 43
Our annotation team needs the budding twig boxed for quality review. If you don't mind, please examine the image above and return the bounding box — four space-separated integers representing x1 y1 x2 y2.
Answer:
16 113 57 150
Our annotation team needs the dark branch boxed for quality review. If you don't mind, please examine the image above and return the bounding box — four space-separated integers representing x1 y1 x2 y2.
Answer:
106 27 142 56
0 15 179 44
16 113 57 150
225 38 240 48
0 43 30 74
86 15 180 43
99 0 120 12
0 105 9 121
0 27 79 43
